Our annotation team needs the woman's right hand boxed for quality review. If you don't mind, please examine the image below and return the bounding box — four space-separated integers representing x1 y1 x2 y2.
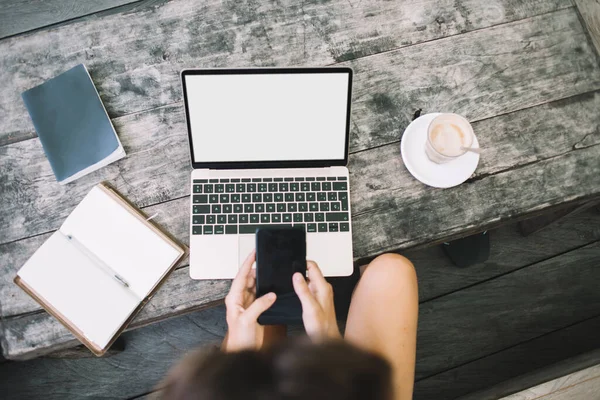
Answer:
293 261 341 341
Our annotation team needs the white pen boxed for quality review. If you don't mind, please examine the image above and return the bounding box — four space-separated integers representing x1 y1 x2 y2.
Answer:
62 232 130 288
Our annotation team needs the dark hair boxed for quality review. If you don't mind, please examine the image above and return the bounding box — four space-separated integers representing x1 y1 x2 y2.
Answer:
159 339 392 400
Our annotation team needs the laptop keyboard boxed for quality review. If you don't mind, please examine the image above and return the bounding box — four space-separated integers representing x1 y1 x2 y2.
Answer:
191 177 350 235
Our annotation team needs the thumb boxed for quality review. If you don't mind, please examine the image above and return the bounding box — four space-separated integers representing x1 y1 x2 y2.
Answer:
244 292 277 321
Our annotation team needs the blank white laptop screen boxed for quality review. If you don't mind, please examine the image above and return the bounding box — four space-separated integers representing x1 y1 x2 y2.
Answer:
184 72 350 163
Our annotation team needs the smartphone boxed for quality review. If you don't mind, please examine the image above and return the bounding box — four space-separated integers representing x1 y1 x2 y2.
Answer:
256 227 306 325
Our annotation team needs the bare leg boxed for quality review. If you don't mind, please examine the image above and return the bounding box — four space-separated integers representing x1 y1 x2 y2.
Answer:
344 254 419 400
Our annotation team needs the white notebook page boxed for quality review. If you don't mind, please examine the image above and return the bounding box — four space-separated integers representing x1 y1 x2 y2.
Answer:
60 186 180 299
17 232 139 348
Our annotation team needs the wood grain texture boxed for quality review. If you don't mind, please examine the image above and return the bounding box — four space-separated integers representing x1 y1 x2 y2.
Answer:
45 337 125 359
4 235 600 363
518 199 600 236
350 90 600 213
2 102 600 358
533 377 600 400
414 316 600 400
132 392 160 400
3 242 599 398
350 138 600 259
461 348 600 400
347 8 600 152
415 241 600 380
0 0 140 39
0 0 571 145
2 90 599 317
509 376 600 400
500 364 600 400
0 306 228 399
136 359 600 400
2 48 599 248
0 0 173 41
3 0 600 365
3 211 599 359
575 0 600 56
406 209 600 302
1 264 229 360
5 198 600 320
0 194 190 318
131 393 159 400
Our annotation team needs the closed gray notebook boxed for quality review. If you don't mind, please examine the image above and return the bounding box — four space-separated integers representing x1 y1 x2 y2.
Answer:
22 64 125 184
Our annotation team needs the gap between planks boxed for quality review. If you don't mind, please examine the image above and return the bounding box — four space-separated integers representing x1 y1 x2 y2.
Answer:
7 225 599 360
16 5 582 137
3 90 599 248
413 238 600 305
415 312 600 385
0 1 575 148
2 7 599 247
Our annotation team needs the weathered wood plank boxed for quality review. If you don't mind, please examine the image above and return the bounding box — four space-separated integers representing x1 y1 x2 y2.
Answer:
415 241 600 380
3 207 599 357
0 106 193 245
348 8 600 152
3 94 600 358
3 141 600 358
4 198 600 321
1 264 229 360
132 392 159 400
2 91 599 319
44 337 125 359
414 316 600 400
575 0 600 56
406 208 600 302
518 199 600 236
117 340 600 400
350 140 600 260
0 0 571 145
0 0 140 39
2 93 599 319
0 306 227 399
499 364 600 400
2 14 600 246
506 375 600 400
0 194 191 318
4 242 599 397
459 348 600 400
350 90 600 216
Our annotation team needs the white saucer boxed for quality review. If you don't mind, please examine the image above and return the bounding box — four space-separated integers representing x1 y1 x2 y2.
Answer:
400 113 480 188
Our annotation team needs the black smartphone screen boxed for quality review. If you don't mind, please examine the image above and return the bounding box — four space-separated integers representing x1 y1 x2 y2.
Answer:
256 228 306 298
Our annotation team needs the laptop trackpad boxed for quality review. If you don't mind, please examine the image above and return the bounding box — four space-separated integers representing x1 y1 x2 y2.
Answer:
238 234 256 269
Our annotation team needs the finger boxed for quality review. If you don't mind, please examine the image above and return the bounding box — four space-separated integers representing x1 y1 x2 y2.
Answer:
293 272 321 312
306 261 329 290
225 295 244 319
244 292 277 321
231 250 256 293
246 274 255 289
307 279 319 294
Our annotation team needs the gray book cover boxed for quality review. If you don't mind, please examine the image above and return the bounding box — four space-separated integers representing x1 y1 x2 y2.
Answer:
21 64 125 184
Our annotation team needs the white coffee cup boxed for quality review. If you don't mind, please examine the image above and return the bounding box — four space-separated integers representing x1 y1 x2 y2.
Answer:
425 113 475 164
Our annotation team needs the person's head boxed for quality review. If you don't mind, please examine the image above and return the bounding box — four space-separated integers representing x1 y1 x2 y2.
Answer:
159 339 393 400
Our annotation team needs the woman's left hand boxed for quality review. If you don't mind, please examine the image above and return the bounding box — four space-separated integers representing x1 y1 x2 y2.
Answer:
223 250 277 352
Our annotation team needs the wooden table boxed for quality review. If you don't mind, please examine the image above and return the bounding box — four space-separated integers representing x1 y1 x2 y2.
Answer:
1 0 599 360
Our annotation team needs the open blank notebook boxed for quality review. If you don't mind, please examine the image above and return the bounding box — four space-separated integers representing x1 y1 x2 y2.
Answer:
15 183 186 356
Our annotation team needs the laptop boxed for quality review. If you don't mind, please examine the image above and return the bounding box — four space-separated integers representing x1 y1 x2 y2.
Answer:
181 68 354 279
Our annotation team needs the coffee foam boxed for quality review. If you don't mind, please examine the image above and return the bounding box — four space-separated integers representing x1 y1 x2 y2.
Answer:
428 116 471 157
